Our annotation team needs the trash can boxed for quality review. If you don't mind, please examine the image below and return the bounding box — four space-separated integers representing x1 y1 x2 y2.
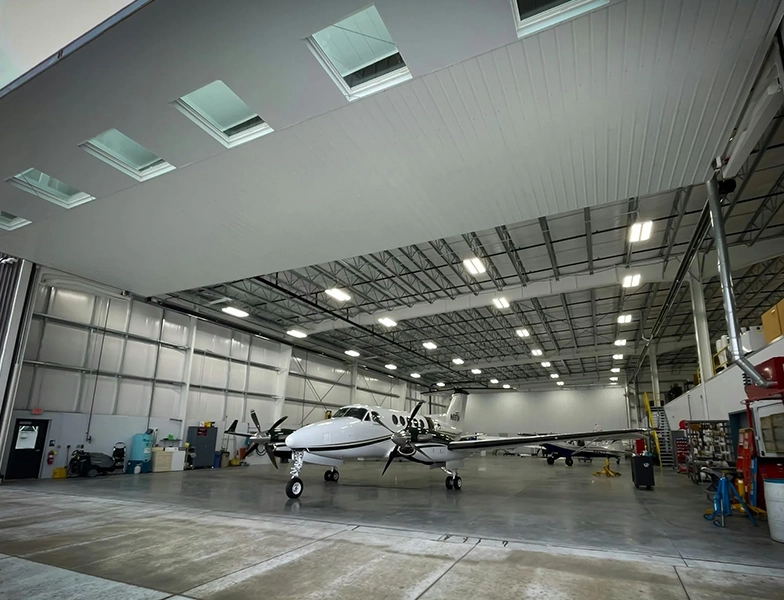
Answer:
213 451 222 469
220 450 230 468
764 479 784 543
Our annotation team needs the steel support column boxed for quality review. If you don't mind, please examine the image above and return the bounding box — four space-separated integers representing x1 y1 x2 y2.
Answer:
649 342 661 407
688 263 713 397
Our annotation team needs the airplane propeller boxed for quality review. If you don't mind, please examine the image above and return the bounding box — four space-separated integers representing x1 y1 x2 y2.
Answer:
373 402 432 475
244 411 288 469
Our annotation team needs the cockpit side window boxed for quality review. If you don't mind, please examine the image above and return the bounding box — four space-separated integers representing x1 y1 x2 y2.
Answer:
334 407 368 420
368 411 380 422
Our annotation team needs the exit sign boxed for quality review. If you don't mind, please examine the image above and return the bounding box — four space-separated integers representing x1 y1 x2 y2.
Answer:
31 408 43 415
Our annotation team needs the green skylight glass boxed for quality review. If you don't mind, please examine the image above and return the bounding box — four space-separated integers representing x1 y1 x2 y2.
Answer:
310 5 410 98
0 210 31 231
80 129 175 181
9 168 93 208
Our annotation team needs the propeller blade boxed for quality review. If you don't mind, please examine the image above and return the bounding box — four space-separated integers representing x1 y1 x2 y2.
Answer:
264 444 279 469
267 415 288 434
373 413 397 434
409 401 424 421
382 447 399 476
250 410 262 432
246 442 259 456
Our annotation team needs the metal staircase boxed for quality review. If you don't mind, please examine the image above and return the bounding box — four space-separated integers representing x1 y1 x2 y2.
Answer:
650 406 674 467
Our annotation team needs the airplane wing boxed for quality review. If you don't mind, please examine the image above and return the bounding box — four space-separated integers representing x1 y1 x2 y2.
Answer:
447 428 648 451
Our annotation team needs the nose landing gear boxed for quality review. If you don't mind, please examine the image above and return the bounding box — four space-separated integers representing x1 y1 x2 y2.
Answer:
442 467 462 491
286 450 305 499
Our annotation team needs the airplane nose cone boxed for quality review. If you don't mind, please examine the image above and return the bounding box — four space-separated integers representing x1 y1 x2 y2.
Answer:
285 430 303 449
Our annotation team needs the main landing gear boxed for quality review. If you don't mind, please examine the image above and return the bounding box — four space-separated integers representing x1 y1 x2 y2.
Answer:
545 454 573 466
286 450 305 499
442 467 462 491
324 468 339 482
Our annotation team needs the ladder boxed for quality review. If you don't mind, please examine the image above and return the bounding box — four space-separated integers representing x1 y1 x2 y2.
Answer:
650 406 674 467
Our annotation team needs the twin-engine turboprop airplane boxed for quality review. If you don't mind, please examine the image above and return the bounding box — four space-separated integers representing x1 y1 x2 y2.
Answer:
237 390 646 499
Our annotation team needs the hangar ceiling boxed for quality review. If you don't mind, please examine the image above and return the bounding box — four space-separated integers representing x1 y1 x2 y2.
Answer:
169 116 784 389
0 0 781 296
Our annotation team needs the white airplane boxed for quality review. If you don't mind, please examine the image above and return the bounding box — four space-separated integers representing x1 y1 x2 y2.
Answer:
229 390 647 499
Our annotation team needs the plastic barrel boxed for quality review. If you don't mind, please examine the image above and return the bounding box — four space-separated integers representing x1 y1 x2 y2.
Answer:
764 479 784 543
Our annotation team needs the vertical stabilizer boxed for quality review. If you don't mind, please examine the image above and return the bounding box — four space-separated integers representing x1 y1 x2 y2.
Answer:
444 390 468 430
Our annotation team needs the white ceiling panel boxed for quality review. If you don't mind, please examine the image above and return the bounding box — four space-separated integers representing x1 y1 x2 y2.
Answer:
0 0 780 295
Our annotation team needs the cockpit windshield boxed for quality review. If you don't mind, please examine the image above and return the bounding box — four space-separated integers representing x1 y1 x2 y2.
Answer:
332 407 368 420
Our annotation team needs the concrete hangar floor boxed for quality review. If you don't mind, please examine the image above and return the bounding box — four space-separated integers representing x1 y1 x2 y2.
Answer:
1 456 783 600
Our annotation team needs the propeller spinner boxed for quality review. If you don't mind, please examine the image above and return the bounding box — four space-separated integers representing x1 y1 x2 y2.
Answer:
374 402 432 475
242 411 288 469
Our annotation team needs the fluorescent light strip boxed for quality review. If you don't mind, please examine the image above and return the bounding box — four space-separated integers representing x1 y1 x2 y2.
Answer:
617 314 632 324
286 329 308 339
463 257 486 275
531 349 543 356
325 288 351 302
344 350 360 357
516 328 530 338
613 354 624 360
492 297 510 309
550 373 559 379
541 361 551 367
614 339 627 346
222 306 249 318
629 220 653 243
378 317 397 328
556 381 565 386
622 274 641 288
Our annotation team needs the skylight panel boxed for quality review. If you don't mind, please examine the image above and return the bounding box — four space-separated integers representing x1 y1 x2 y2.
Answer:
0 210 31 231
513 0 610 39
8 168 94 208
175 80 272 147
309 6 411 101
80 129 175 181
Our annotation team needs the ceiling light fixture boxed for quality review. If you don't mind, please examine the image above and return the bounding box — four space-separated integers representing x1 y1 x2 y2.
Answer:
502 384 511 389
222 306 249 318
629 220 653 243
452 358 464 365
471 368 482 375
516 328 530 338
385 364 397 370
550 373 559 379
436 382 445 387
613 354 624 360
377 317 397 328
611 367 620 373
325 288 351 302
614 339 627 346
610 376 618 381
286 329 308 339
556 381 565 386
531 349 543 356
410 373 421 379
617 314 632 324
490 378 499 384
541 361 551 368
492 297 510 309
463 257 486 275
344 350 360 358
622 274 641 288
422 341 438 350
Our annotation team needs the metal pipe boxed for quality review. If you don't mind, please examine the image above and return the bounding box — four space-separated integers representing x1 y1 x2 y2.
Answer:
706 174 772 387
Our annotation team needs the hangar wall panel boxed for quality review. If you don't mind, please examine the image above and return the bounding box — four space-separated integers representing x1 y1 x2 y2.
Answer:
464 388 627 436
664 335 784 429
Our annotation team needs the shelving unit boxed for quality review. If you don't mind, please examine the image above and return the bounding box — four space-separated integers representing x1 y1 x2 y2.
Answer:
683 420 733 483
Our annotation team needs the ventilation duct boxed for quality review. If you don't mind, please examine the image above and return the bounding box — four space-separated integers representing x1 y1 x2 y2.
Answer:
706 174 772 388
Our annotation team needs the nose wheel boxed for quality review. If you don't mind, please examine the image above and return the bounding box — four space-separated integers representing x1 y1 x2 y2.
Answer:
324 468 340 482
444 475 462 491
286 477 303 499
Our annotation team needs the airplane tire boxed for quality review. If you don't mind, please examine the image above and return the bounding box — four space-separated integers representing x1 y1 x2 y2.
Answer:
445 476 453 490
565 457 574 466
453 476 463 491
332 470 339 482
546 456 555 465
324 470 332 481
286 477 304 499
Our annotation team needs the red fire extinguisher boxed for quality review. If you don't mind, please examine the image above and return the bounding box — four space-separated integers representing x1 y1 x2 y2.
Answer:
47 450 56 465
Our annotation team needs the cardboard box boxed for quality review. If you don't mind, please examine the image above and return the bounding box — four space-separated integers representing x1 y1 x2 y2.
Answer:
762 305 783 343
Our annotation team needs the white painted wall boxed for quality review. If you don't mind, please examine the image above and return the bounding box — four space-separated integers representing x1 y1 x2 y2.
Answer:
464 387 628 436
664 335 784 429
2 272 432 477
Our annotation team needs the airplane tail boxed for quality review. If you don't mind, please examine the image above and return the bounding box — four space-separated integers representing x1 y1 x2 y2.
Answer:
444 390 468 429
226 419 238 433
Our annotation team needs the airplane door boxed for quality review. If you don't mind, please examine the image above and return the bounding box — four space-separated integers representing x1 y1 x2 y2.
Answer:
6 419 49 480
